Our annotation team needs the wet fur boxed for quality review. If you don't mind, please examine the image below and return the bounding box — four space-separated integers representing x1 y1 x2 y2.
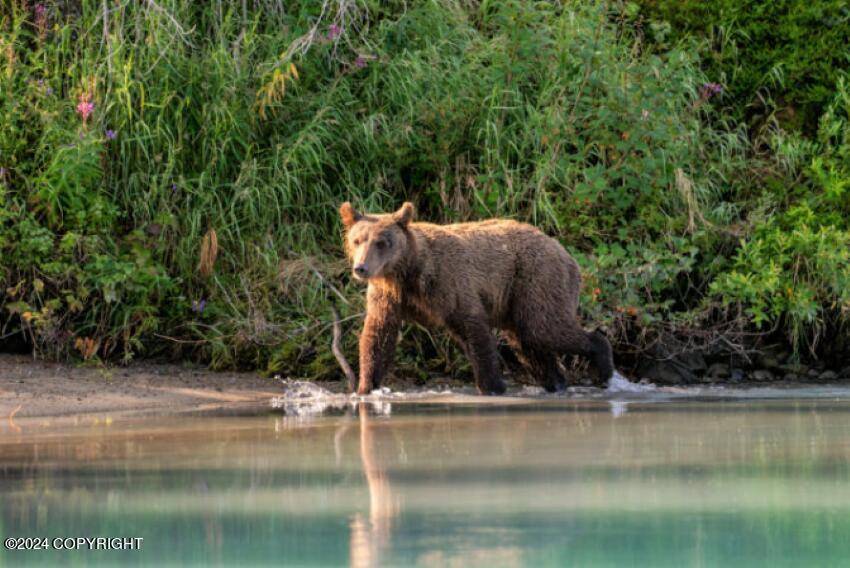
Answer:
340 202 614 395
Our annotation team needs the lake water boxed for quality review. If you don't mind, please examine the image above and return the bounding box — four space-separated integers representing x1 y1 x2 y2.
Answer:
3 386 850 566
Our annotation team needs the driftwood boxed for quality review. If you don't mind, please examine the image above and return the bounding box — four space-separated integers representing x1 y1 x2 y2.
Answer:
331 302 357 393
306 262 357 393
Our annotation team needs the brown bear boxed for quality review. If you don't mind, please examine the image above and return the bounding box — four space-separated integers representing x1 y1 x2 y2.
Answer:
340 201 614 395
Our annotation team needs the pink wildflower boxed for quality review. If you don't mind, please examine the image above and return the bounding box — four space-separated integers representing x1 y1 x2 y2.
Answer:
34 4 48 40
76 93 94 122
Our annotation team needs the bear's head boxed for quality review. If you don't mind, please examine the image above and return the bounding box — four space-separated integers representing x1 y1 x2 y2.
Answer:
339 201 414 281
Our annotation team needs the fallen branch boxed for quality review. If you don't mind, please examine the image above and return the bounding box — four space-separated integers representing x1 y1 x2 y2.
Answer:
303 261 357 391
331 302 357 393
8 404 22 434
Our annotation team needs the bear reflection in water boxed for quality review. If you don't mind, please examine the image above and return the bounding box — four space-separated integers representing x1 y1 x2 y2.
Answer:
348 403 397 568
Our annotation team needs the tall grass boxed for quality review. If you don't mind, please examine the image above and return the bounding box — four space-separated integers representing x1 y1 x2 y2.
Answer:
0 0 845 376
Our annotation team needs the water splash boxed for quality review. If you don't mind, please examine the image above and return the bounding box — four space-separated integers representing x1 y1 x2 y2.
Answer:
276 379 335 400
270 378 459 418
270 372 665 418
606 370 657 393
609 400 629 418
271 379 338 417
270 379 348 417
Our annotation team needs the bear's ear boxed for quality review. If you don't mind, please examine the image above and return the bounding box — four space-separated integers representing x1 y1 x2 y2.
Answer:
393 202 415 228
339 202 361 229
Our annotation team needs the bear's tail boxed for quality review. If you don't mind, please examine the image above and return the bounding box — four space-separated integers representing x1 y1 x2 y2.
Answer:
588 329 614 383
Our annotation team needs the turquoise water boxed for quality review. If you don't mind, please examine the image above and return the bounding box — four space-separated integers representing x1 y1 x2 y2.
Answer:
3 392 850 566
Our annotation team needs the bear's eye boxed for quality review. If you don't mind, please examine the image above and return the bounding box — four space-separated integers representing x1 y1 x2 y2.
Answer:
375 240 386 250
352 238 361 246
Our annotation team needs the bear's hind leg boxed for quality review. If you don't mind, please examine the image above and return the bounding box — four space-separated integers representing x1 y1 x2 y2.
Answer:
555 326 614 384
503 331 566 393
587 330 614 383
449 315 506 395
526 350 567 393
516 321 613 385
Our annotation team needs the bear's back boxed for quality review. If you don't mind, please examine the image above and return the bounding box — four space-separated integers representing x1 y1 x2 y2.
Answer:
407 218 574 318
412 218 558 258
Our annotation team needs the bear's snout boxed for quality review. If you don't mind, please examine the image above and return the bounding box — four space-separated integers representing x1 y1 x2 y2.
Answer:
353 263 369 279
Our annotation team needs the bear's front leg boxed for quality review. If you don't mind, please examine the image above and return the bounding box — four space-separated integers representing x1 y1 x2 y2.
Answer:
357 287 401 395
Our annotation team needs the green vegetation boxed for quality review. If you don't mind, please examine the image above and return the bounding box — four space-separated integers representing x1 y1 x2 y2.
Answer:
1 1 848 378
636 0 850 133
710 80 850 357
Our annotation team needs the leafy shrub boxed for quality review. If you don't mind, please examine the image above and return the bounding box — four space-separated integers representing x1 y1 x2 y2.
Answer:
710 206 850 352
635 0 850 133
710 79 850 354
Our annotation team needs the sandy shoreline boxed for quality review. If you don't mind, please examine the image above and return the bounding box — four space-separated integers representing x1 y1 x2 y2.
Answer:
0 354 285 419
5 353 850 423
0 354 533 422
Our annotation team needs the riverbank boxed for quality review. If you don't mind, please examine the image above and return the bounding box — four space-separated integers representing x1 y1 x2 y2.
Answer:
4 353 850 420
0 355 285 419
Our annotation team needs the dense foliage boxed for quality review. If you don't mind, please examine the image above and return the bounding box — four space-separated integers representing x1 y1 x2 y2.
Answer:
0 0 848 378
636 0 850 133
710 80 850 358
